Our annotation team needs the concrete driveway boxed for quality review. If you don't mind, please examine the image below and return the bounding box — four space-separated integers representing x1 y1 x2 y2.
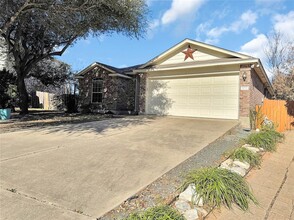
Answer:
0 116 238 220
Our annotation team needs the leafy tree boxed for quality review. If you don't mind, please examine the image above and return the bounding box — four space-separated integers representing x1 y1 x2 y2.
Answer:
26 58 71 92
265 32 294 100
271 71 294 100
0 0 147 114
1 36 72 107
0 69 16 108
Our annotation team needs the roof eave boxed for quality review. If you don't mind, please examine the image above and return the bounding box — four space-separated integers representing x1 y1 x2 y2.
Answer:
255 59 274 95
74 76 84 79
139 38 253 69
133 59 258 73
108 73 132 79
76 62 116 76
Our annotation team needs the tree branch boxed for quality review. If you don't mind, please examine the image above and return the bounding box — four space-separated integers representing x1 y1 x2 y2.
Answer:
48 36 77 56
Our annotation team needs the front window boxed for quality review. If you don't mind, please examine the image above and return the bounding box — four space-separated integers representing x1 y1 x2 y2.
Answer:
92 79 103 103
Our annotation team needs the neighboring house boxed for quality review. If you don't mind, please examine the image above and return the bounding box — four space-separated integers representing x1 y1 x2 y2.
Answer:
0 36 14 72
76 39 273 122
0 37 7 71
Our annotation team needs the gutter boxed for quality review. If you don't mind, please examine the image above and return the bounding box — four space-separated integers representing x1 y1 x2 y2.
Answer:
74 76 84 79
108 73 132 79
132 59 259 73
147 71 240 79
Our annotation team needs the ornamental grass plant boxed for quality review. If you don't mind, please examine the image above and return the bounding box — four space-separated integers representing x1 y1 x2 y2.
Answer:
124 205 185 220
246 125 284 152
261 124 284 142
231 147 261 167
181 167 258 211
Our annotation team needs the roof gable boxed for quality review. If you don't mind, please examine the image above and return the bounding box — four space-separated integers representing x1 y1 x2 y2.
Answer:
141 39 253 68
76 62 141 76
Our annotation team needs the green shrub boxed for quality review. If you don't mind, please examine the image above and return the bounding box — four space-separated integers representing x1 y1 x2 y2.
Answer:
124 205 185 220
181 167 257 211
261 124 284 142
231 147 261 167
246 128 284 152
246 131 276 151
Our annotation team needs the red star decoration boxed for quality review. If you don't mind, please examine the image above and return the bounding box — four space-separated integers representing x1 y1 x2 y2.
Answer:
182 45 196 61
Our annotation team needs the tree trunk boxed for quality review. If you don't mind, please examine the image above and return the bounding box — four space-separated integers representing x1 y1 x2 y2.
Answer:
17 75 29 115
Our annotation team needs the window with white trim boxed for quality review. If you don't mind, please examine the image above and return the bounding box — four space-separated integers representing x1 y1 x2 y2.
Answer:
92 79 103 103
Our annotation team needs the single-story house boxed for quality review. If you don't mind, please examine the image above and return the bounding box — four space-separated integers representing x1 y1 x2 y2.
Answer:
75 39 273 122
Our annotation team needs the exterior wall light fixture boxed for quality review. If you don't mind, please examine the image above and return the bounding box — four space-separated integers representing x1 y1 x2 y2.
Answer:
242 72 247 81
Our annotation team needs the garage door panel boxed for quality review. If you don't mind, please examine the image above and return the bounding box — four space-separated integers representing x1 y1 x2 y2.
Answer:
172 97 188 104
146 75 239 119
225 85 239 92
188 89 201 95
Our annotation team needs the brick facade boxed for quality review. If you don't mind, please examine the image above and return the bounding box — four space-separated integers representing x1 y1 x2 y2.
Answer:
79 65 268 117
239 64 265 117
78 66 135 113
250 69 265 108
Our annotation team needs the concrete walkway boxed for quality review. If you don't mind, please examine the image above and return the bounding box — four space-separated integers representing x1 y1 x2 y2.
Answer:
207 131 294 220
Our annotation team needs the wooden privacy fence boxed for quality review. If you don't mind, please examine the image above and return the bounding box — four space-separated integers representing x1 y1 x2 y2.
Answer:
33 91 56 110
256 99 294 132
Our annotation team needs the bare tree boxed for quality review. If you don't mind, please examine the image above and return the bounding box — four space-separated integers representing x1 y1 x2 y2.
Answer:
0 0 147 114
264 31 294 100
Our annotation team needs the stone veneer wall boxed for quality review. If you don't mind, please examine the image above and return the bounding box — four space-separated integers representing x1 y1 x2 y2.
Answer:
138 73 147 114
78 67 135 112
116 77 135 111
239 64 265 117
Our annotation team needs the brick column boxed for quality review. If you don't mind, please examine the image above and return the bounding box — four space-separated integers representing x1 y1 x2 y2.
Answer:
239 65 251 117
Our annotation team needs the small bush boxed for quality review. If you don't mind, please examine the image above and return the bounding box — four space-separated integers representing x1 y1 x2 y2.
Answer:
181 167 257 211
261 124 284 142
246 127 284 152
231 148 261 167
246 131 276 151
124 205 185 220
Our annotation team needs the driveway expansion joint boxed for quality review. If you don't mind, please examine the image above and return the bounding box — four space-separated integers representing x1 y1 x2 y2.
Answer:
1 185 93 218
0 145 66 162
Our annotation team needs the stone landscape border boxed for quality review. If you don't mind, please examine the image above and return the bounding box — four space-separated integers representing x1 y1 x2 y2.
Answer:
174 143 265 220
173 126 285 220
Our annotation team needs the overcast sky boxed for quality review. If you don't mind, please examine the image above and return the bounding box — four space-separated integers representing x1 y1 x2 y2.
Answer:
57 0 294 77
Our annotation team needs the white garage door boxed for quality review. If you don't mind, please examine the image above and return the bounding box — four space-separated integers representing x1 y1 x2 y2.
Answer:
146 74 239 119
